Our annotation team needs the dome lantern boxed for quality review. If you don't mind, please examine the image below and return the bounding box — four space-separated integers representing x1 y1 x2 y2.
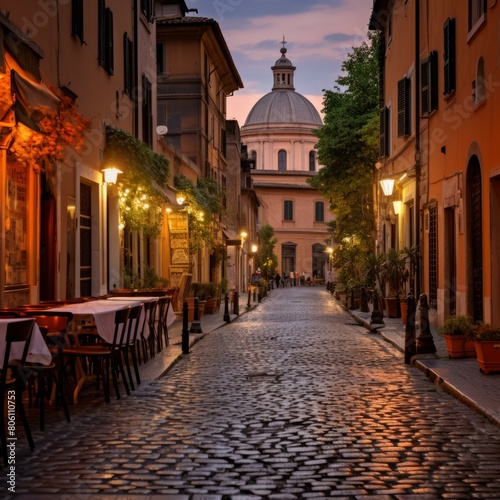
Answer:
272 37 296 91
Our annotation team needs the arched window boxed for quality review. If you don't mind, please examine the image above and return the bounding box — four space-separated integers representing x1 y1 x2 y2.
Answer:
278 149 287 171
250 149 257 168
309 151 316 171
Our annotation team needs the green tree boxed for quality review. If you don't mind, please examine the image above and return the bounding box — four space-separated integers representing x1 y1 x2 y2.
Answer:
255 224 278 280
309 31 380 252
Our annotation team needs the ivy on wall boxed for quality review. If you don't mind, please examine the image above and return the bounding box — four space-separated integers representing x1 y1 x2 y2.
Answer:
104 126 170 237
174 174 226 259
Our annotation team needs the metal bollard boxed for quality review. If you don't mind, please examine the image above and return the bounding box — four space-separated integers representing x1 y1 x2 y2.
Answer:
247 285 252 308
360 287 369 313
223 292 231 323
190 296 203 333
416 293 436 355
233 291 239 315
182 300 189 354
404 294 416 364
370 289 384 325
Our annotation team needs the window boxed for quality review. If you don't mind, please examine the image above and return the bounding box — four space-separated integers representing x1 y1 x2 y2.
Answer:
156 43 165 75
469 0 486 32
315 201 324 222
98 1 114 74
379 106 390 156
444 18 456 95
142 75 152 147
309 151 316 171
123 34 134 98
278 149 287 171
284 200 293 221
250 150 257 169
474 57 486 104
397 77 411 137
421 51 438 115
72 0 84 43
141 0 154 23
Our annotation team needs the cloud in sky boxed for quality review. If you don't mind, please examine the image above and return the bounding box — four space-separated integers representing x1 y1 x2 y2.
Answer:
189 0 374 125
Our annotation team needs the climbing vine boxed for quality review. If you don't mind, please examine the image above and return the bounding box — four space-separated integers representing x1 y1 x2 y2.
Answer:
104 126 170 237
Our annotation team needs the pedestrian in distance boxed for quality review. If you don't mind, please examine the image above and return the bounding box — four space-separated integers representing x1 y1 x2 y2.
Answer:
275 272 281 288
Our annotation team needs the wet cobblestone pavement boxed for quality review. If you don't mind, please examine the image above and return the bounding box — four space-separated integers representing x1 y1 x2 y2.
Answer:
7 287 500 498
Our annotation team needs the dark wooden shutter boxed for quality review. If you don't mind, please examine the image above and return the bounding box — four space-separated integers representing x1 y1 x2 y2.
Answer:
105 8 114 75
421 51 438 116
123 33 134 97
98 0 105 67
444 18 456 95
397 77 410 137
379 106 389 157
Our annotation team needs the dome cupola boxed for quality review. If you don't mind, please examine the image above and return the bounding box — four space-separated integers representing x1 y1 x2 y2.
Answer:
272 37 296 91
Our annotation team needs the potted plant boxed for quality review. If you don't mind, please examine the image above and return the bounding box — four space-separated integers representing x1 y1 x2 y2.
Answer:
438 315 476 358
471 323 500 374
380 248 406 318
203 282 219 314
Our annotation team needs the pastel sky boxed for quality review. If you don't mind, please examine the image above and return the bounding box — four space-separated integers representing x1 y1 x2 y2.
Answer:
188 0 375 125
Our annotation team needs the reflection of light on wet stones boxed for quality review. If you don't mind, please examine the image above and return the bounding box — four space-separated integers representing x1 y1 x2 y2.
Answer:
246 372 282 382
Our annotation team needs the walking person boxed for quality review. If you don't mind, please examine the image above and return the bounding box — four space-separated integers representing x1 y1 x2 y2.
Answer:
290 270 294 286
275 272 281 289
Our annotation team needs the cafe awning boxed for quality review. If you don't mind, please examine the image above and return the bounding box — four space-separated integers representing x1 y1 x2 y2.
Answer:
11 69 59 132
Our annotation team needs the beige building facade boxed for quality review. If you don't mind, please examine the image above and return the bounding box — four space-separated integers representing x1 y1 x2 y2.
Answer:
241 43 334 281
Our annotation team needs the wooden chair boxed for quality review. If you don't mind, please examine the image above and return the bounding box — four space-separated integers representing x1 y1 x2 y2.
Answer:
156 296 171 352
0 319 36 465
62 308 130 404
22 312 73 430
137 299 157 364
121 304 142 390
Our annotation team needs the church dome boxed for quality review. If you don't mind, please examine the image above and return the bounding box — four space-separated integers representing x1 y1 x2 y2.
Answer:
244 91 322 126
243 41 322 127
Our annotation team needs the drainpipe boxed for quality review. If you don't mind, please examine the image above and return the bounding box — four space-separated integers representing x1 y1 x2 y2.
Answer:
414 0 421 300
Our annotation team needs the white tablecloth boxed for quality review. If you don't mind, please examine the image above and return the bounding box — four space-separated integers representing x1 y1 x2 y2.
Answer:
107 296 175 327
49 299 146 344
0 318 52 366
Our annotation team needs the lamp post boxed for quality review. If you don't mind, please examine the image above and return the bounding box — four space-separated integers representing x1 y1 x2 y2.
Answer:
247 243 258 308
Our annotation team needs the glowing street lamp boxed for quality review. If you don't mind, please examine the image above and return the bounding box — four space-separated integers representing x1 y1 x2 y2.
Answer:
102 167 122 184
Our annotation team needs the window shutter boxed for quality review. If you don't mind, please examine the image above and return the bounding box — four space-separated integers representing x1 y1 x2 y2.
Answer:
397 77 410 137
421 51 438 116
123 34 134 97
379 106 389 157
98 0 105 68
105 8 114 75
142 75 152 147
444 18 456 95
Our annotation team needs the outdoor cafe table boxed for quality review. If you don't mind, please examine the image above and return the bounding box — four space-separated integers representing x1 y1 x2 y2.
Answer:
0 317 52 366
47 299 149 344
107 296 176 328
46 299 150 403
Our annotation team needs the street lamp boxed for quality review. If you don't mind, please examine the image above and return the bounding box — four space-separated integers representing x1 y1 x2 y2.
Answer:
379 178 395 197
102 166 122 185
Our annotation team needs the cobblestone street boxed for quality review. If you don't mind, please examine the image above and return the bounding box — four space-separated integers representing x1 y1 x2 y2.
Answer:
8 287 500 498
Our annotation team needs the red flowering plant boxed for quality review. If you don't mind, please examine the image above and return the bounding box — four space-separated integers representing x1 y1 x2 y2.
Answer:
471 323 500 341
8 83 91 172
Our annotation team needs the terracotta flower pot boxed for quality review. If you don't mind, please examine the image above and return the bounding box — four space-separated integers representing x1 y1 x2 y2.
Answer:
474 340 500 374
444 335 477 359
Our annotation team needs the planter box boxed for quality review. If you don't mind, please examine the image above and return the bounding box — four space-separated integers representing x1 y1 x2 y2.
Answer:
204 297 219 314
444 335 477 359
384 297 400 318
474 340 500 374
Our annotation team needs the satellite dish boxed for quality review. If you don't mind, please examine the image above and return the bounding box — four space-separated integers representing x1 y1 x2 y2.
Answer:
156 125 168 136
